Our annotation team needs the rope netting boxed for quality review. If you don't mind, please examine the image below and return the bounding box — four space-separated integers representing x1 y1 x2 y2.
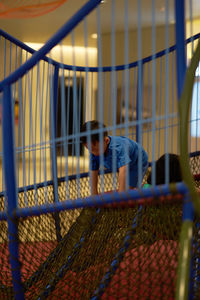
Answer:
0 155 200 299
0 198 183 299
0 0 67 18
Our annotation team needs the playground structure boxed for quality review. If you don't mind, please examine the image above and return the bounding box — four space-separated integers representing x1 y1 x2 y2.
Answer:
0 0 200 299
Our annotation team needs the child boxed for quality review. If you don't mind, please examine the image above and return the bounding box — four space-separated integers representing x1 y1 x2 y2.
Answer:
80 120 148 195
146 153 182 185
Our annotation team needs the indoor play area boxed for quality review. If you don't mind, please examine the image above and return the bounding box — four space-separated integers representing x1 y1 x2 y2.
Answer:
0 0 200 299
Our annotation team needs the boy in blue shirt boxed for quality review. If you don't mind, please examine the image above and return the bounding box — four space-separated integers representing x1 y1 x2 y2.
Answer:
80 120 148 195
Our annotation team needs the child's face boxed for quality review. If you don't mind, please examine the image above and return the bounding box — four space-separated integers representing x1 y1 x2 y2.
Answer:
84 137 109 156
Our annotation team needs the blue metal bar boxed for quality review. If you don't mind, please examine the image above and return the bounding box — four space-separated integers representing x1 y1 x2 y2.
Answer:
2 85 24 299
52 65 62 241
0 182 189 221
24 207 101 290
10 182 188 219
91 206 143 299
183 198 194 222
0 31 199 80
37 208 101 299
1 149 199 198
175 0 187 99
136 64 143 143
136 0 142 147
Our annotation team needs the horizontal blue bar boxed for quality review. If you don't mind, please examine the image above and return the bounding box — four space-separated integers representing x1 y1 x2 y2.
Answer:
1 149 199 198
0 182 188 221
0 170 92 198
0 167 117 198
0 29 199 90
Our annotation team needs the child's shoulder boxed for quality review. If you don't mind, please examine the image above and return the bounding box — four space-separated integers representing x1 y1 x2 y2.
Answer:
110 135 133 142
109 135 137 149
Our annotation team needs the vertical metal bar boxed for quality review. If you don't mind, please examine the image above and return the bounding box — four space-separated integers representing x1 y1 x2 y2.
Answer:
96 4 104 193
111 0 117 190
164 0 169 184
151 0 156 186
2 85 24 300
52 65 62 241
136 64 143 143
175 0 187 100
91 206 143 299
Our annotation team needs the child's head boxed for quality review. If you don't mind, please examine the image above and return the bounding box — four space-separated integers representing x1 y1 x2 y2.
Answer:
80 120 109 156
147 153 182 185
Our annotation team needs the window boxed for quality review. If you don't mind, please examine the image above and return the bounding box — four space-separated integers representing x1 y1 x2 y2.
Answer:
191 64 200 137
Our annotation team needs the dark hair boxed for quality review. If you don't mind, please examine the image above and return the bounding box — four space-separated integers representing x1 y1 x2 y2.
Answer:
80 120 108 144
147 153 182 185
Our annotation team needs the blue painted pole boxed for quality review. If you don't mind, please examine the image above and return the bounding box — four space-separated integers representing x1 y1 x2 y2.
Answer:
51 65 62 241
136 63 143 143
2 85 24 299
8 182 188 219
175 0 187 100
91 206 143 299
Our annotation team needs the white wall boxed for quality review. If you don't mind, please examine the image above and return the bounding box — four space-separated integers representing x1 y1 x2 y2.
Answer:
100 24 179 161
0 43 98 189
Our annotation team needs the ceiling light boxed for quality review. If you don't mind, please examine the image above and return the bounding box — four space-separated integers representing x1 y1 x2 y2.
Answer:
91 33 98 39
25 42 97 54
101 0 107 3
160 6 165 12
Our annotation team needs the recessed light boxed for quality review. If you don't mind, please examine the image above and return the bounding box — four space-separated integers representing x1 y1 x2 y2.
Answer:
91 33 98 39
101 0 107 3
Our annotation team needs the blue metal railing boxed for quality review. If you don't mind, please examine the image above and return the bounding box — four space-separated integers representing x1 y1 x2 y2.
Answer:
0 30 199 79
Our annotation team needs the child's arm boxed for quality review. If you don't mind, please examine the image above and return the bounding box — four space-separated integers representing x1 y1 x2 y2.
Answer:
91 170 99 195
118 165 128 192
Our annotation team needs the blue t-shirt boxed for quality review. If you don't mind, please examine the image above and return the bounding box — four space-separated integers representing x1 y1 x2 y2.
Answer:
90 136 148 172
